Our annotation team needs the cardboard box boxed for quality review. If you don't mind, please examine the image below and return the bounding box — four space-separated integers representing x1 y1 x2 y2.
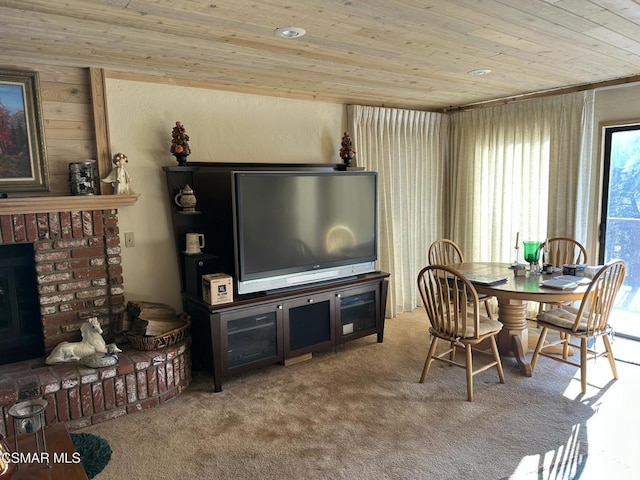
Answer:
202 273 233 305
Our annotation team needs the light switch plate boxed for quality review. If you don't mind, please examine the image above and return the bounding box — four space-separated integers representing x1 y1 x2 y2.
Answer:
124 232 135 247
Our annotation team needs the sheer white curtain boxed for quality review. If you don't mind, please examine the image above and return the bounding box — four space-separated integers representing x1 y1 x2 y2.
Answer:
348 105 448 318
448 92 593 262
347 92 592 317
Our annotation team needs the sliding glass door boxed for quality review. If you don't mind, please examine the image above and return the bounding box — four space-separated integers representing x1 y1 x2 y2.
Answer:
599 123 640 339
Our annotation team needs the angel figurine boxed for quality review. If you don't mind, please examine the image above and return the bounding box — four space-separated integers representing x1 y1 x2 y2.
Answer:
101 152 132 194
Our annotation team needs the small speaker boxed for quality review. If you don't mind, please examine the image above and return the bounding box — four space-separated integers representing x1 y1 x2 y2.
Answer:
184 253 220 298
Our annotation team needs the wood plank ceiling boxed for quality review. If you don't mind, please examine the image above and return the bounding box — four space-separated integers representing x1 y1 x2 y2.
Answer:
0 0 639 111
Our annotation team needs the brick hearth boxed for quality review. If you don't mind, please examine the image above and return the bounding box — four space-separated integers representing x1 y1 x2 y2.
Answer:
0 208 192 435
0 341 191 436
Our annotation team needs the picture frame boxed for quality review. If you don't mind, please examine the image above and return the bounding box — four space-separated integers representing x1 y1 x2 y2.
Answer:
0 69 49 192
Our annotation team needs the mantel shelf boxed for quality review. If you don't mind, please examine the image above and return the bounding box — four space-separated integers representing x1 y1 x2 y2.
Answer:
0 194 139 215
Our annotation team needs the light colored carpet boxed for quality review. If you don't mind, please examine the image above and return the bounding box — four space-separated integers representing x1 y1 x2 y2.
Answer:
84 308 640 479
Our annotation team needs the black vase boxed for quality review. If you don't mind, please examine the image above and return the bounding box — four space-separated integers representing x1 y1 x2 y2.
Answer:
174 153 189 166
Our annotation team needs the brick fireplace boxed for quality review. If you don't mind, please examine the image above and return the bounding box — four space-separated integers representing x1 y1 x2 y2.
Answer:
0 205 191 437
1 209 125 361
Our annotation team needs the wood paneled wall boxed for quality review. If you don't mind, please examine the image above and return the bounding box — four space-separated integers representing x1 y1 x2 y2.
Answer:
1 62 97 196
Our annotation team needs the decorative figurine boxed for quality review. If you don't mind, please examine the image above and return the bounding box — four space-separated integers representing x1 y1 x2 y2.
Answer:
79 343 122 368
174 184 197 212
101 152 132 194
339 132 356 166
171 121 191 165
45 317 108 365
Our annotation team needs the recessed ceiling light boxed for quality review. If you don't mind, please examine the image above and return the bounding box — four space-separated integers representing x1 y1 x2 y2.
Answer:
273 26 306 39
468 68 492 76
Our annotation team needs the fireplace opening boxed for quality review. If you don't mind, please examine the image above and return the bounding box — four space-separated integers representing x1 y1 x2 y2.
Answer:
0 243 43 365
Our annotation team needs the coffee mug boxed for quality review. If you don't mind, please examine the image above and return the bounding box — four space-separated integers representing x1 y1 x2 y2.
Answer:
185 233 205 254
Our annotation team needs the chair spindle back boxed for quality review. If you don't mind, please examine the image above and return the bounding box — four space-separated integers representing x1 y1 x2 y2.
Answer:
428 239 464 266
417 265 481 340
542 237 587 267
572 260 625 335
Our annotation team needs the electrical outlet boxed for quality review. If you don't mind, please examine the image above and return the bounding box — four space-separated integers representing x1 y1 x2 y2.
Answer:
124 232 135 247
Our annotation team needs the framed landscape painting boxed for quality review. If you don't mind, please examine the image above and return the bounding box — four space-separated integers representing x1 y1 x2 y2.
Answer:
0 69 49 192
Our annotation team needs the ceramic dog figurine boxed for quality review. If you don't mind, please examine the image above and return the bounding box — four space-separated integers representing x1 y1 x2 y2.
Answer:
45 317 107 365
79 343 122 368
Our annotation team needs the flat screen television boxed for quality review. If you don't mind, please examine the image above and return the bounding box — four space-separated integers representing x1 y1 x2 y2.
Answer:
232 171 378 294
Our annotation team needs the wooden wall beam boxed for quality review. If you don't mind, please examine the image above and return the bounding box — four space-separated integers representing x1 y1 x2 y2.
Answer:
89 67 113 194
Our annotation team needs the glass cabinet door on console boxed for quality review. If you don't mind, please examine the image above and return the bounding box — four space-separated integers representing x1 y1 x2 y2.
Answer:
219 303 284 372
335 284 380 343
283 292 335 358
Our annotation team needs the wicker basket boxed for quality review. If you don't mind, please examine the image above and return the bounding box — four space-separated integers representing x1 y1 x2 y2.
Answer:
126 313 190 351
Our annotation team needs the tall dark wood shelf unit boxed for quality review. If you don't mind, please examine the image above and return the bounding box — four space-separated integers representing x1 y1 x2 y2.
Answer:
164 162 389 392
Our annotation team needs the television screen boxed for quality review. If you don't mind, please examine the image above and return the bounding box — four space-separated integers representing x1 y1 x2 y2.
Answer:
233 171 378 294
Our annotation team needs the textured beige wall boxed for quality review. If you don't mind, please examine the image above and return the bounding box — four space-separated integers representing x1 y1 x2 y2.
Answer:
105 78 346 310
594 84 640 123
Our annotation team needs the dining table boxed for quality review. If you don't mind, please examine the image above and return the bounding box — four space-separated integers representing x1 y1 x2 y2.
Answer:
454 262 590 376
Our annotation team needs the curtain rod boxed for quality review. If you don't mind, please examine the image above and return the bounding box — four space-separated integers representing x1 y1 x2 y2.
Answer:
444 74 640 113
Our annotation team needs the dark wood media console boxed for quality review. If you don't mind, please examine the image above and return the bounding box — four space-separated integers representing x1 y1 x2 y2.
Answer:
184 271 389 392
164 162 389 391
